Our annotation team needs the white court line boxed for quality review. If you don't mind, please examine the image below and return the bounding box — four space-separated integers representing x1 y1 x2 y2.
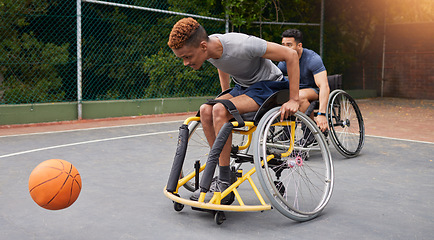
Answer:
0 129 178 159
1 121 432 159
0 120 183 138
366 134 433 145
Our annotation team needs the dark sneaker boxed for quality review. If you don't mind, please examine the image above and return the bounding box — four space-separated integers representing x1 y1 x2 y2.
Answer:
301 132 317 147
296 124 317 147
190 177 235 205
276 126 291 142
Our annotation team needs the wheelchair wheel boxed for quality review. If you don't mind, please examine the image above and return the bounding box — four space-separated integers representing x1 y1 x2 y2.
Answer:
327 90 365 158
181 121 209 192
253 108 334 221
181 120 253 192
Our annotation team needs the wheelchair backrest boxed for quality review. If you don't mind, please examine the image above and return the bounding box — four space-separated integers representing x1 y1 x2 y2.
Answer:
252 90 289 124
327 74 342 91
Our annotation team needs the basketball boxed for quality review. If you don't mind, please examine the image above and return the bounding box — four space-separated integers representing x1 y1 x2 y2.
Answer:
29 159 82 210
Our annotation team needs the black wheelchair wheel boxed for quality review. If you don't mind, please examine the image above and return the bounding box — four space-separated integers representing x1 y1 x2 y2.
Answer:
327 90 365 158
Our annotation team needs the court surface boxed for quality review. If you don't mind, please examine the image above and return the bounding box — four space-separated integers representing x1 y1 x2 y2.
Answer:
0 121 433 240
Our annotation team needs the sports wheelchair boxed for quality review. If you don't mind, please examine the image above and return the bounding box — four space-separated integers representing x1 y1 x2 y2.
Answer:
164 75 363 225
305 74 365 158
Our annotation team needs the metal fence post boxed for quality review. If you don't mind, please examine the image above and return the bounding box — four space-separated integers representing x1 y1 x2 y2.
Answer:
381 7 387 98
225 12 229 33
77 0 83 120
320 0 324 58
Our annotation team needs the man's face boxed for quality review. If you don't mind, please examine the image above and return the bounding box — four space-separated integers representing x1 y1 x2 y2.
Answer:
281 37 302 57
172 42 207 70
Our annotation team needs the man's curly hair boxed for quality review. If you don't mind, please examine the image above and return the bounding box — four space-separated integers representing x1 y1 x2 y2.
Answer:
168 17 208 49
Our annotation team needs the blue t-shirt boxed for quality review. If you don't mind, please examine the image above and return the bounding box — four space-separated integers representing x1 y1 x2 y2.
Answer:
277 48 326 89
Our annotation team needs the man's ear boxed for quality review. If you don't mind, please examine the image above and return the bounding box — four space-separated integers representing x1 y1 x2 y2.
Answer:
200 41 207 51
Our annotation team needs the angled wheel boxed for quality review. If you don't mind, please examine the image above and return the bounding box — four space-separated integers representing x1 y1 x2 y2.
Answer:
253 108 334 222
181 120 247 192
180 121 209 192
327 90 365 157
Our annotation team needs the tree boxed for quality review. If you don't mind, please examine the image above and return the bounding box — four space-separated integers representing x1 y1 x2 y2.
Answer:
143 50 220 98
141 0 226 99
0 0 69 104
81 3 153 100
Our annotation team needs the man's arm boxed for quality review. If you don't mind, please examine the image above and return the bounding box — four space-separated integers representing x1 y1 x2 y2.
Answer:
262 42 300 119
218 69 231 92
313 70 329 131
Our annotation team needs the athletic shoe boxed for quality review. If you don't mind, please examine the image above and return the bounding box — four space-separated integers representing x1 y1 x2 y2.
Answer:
297 124 317 147
276 126 291 142
190 177 235 205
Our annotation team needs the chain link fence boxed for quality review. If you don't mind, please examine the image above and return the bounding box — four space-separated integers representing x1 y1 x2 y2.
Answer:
1 0 328 108
1 0 226 105
1 0 75 104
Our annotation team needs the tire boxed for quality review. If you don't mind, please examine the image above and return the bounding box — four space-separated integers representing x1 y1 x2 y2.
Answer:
327 90 365 157
253 108 334 221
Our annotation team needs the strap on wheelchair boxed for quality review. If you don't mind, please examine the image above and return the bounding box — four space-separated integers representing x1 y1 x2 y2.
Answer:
206 99 245 128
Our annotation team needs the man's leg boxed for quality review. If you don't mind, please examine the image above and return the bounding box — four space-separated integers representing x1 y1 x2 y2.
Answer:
211 94 259 170
192 94 258 203
299 88 319 117
298 88 320 147
199 93 233 148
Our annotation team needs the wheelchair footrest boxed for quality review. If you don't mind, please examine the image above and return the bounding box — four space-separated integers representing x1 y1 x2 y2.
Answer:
164 188 271 212
232 153 254 164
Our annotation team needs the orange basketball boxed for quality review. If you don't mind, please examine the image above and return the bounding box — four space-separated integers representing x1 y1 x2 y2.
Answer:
29 159 82 210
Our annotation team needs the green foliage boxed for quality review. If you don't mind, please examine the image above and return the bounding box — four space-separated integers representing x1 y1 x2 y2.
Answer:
3 0 430 105
82 5 151 100
0 0 69 104
143 49 220 98
137 0 225 99
168 0 221 17
224 0 268 28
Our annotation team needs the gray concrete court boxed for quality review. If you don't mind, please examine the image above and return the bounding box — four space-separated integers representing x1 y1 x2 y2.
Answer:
0 120 433 240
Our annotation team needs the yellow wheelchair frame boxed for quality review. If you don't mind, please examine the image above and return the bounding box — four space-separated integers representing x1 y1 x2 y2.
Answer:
165 116 295 210
164 93 334 225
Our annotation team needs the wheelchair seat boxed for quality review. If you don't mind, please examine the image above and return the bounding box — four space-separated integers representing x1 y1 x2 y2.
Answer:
236 90 289 125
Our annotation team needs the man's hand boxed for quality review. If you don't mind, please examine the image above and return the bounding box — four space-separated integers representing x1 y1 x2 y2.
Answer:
280 99 299 120
316 115 328 132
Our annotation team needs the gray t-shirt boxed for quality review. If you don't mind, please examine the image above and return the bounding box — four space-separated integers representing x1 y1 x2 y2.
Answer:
207 33 283 87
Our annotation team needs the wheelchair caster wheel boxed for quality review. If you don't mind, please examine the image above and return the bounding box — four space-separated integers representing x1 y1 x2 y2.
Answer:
173 202 184 212
172 193 184 212
214 211 226 225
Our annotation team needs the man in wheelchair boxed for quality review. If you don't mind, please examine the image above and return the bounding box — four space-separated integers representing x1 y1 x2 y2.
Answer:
277 29 330 134
168 18 300 204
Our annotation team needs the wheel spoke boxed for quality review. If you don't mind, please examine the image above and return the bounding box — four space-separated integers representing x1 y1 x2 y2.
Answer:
328 91 365 157
254 109 334 221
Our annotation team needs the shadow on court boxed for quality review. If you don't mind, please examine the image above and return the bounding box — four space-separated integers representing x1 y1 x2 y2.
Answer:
0 120 433 239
